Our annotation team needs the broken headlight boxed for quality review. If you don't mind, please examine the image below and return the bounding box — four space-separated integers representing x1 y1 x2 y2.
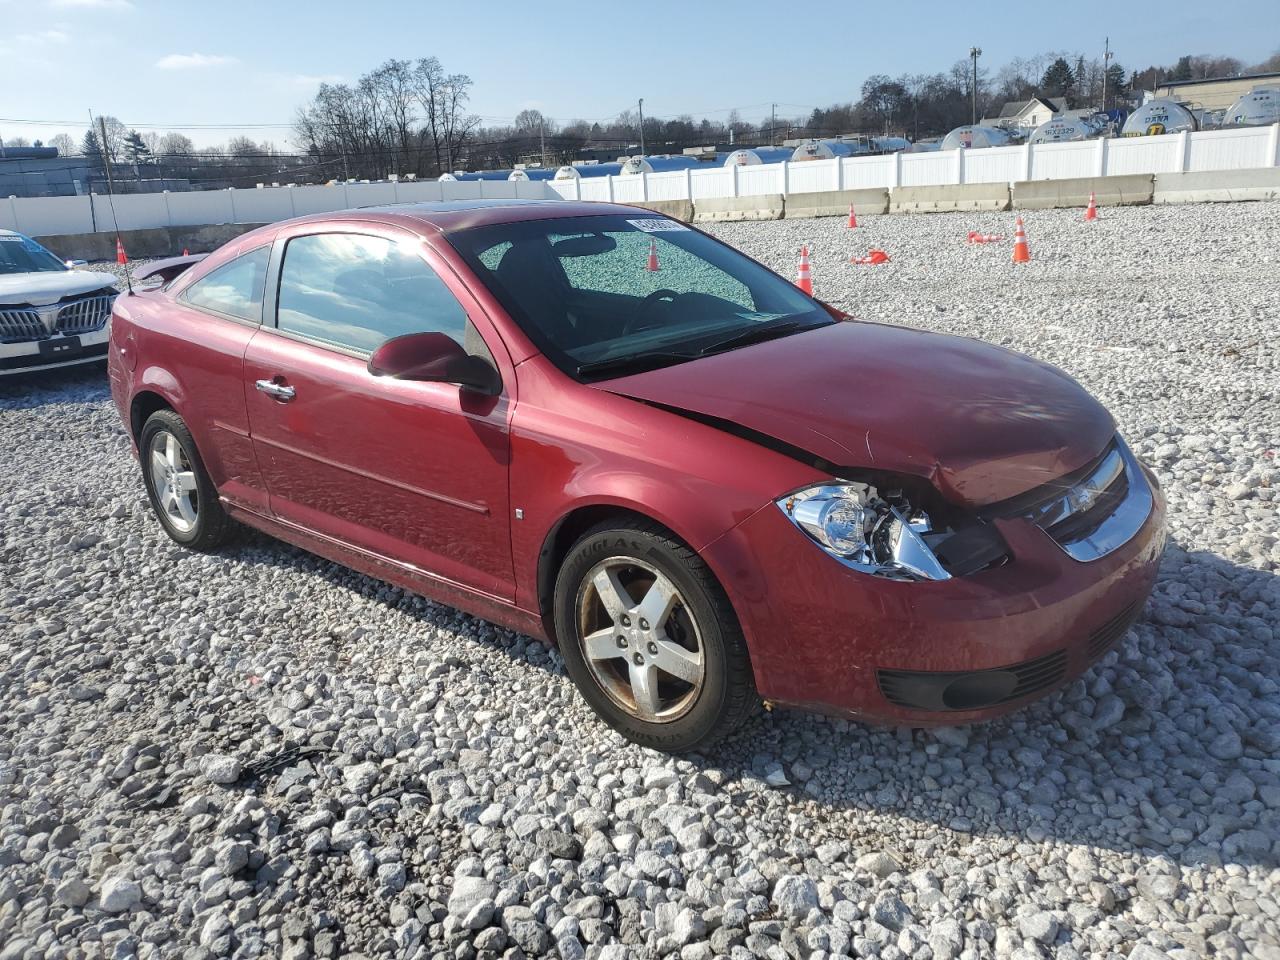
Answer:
777 482 952 581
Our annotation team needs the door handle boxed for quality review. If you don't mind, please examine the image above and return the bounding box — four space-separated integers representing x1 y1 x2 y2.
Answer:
255 379 296 401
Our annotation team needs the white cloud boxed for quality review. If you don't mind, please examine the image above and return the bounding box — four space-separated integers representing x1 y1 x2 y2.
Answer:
155 52 236 70
18 29 69 43
50 0 133 8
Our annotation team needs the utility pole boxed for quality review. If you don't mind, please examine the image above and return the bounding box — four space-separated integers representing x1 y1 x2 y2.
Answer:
771 103 777 145
637 98 645 157
539 115 546 167
1102 36 1112 112
969 47 982 125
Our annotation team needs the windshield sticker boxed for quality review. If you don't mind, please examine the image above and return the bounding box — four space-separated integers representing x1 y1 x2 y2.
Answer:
735 312 789 323
626 219 690 233
0 236 24 242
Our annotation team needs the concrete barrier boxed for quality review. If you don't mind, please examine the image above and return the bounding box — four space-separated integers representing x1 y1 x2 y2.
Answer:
626 199 694 222
890 183 1011 213
1013 174 1154 209
692 194 785 222
34 223 266 262
1153 167 1280 204
784 188 890 219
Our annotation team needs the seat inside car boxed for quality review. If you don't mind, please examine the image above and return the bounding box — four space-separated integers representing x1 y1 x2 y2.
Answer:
494 240 580 345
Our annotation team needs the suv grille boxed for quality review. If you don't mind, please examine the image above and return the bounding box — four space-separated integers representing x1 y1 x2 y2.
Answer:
0 308 46 343
56 293 115 335
0 292 115 343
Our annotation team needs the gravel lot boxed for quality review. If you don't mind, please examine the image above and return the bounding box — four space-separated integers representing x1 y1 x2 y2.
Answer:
1 201 1277 960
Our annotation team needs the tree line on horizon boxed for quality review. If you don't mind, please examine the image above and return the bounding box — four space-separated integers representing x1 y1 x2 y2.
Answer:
6 47 1277 187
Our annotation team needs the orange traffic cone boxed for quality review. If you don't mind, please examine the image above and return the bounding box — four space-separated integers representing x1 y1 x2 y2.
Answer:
1012 217 1031 263
968 230 1005 245
795 244 813 294
645 238 659 273
851 249 890 265
115 238 127 265
182 247 190 256
1084 192 1098 222
847 203 858 229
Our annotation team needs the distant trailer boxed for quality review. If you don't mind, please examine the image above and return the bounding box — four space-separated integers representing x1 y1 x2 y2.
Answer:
871 136 911 153
722 147 794 166
619 155 703 175
1028 117 1095 144
1121 98 1197 136
1223 86 1280 127
940 126 1014 150
790 140 866 161
554 163 625 180
446 170 514 182
507 168 557 181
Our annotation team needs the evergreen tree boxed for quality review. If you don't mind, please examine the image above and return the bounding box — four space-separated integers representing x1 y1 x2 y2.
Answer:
123 130 151 165
80 128 103 160
1105 63 1128 107
1173 55 1194 81
1040 58 1077 103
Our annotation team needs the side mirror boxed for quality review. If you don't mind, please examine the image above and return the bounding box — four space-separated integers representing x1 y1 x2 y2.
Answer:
367 331 500 395
65 259 88 268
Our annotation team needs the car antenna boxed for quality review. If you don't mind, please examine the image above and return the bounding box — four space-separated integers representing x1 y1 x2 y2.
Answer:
91 110 133 294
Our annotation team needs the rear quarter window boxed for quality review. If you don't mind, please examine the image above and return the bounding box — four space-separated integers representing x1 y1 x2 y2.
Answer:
181 246 270 322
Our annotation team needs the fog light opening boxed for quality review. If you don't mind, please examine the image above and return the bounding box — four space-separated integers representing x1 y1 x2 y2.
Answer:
941 670 1019 710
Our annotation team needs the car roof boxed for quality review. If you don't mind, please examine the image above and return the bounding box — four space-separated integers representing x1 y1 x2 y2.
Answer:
280 199 652 236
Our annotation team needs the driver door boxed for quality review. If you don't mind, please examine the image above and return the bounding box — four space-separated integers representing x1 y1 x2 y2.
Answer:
243 224 515 601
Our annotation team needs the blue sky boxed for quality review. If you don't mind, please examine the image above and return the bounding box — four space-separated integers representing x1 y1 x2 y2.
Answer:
2 0 1276 150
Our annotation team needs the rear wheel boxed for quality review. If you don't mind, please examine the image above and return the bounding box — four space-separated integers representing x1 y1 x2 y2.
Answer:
554 519 758 752
139 409 234 551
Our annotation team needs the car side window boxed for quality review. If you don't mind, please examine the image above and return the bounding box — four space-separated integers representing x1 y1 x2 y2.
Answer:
277 233 468 355
181 246 270 322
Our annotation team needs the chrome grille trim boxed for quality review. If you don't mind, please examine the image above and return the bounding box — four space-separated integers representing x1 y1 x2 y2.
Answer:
1043 439 1153 562
56 294 115 335
0 308 47 343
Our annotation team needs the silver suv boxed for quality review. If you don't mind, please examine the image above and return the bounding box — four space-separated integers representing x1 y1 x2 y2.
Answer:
0 230 117 375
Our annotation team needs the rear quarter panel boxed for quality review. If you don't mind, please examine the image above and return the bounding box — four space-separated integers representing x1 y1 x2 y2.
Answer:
114 290 266 513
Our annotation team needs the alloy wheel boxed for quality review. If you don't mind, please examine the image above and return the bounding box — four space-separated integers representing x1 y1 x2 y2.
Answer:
148 429 199 534
575 557 705 722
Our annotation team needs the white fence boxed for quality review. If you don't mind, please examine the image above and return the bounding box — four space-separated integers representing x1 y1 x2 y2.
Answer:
1 178 555 238
4 124 1278 238
552 124 1280 202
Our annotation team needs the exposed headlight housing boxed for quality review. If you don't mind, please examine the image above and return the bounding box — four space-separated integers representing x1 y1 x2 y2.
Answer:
777 482 952 581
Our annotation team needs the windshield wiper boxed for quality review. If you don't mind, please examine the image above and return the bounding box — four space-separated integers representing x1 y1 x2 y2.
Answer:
697 318 824 357
576 351 699 379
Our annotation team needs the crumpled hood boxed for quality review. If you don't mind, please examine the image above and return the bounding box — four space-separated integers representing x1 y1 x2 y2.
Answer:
0 270 118 306
596 321 1115 507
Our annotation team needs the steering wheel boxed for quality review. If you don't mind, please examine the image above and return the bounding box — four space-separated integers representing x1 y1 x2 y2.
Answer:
623 289 680 335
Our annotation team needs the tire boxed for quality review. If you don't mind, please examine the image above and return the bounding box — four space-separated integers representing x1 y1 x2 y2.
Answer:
553 518 759 752
138 409 235 551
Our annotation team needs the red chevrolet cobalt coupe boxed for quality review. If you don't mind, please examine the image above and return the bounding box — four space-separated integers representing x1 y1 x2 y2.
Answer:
108 200 1165 751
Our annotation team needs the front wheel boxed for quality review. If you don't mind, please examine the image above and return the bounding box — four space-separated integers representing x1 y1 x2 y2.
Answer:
138 409 234 551
554 519 758 752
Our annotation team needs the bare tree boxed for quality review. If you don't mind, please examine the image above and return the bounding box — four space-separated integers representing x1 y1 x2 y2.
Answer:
157 132 194 156
49 133 77 156
413 57 479 174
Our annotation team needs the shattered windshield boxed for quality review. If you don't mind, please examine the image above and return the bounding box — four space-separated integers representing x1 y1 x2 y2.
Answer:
448 214 831 380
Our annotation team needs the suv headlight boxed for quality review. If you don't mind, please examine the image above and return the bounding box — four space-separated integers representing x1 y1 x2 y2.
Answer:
777 482 952 581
